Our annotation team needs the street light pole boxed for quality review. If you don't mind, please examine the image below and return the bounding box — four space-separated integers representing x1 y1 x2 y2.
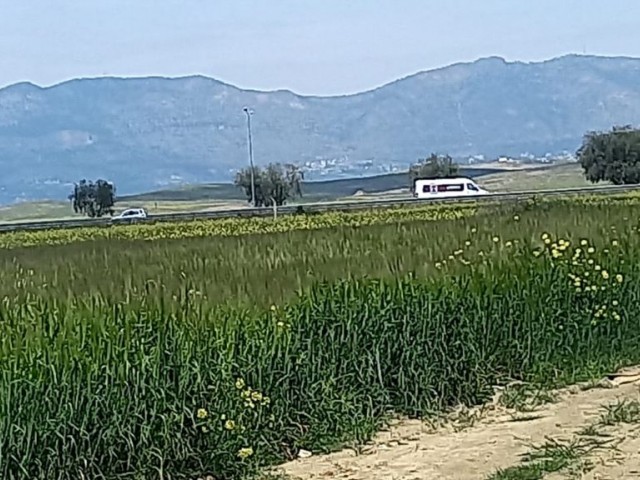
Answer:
243 107 257 207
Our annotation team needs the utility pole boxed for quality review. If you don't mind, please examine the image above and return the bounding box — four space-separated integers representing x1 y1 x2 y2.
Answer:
243 107 257 207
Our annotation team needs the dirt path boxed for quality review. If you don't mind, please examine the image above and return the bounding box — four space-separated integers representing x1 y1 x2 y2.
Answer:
576 430 640 479
276 370 640 480
544 422 640 480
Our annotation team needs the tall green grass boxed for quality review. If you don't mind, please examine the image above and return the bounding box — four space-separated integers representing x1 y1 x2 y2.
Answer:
0 201 639 479
0 200 635 306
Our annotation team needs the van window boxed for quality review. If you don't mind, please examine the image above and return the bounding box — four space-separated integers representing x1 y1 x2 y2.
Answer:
436 184 464 192
467 183 479 191
422 185 430 193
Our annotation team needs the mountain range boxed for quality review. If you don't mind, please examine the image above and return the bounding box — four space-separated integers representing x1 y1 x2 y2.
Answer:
1 54 640 203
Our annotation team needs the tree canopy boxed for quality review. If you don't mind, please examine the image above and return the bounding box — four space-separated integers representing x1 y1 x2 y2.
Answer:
578 126 640 185
69 179 116 217
409 153 459 191
234 163 304 207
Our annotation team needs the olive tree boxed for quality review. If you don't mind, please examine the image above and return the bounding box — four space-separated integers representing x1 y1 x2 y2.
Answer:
578 126 640 185
234 163 304 207
408 153 459 192
69 179 116 217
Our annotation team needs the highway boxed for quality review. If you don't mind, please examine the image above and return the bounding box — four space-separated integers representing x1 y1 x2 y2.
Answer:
1 183 639 234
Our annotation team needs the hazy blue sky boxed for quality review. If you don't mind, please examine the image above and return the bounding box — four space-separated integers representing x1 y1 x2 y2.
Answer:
1 0 638 95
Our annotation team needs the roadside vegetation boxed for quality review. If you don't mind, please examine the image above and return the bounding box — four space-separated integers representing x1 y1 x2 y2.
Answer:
2 193 640 479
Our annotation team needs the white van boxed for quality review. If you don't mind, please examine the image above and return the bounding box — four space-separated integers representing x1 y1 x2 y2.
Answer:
413 177 489 199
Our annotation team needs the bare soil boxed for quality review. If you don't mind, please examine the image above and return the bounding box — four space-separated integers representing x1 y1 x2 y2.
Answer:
276 368 640 480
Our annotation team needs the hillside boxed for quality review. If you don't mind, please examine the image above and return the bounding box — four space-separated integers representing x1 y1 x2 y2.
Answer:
1 54 639 203
121 166 503 203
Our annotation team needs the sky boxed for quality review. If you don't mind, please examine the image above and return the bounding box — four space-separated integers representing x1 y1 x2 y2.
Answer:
1 0 639 96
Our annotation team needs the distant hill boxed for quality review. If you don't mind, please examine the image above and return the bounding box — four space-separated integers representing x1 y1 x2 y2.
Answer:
121 166 504 203
1 54 639 203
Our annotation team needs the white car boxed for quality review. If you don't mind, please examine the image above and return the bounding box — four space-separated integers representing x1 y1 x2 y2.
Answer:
111 208 148 222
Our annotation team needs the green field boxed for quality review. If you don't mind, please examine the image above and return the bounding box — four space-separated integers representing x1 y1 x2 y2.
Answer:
477 162 605 192
1 192 639 479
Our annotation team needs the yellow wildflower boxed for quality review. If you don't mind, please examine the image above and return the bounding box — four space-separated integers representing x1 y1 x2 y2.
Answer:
237 447 254 460
235 378 246 390
197 408 208 420
601 270 609 280
513 215 520 221
616 274 624 283
224 419 236 431
580 239 588 246
251 391 263 402
492 236 500 243
587 247 595 254
612 240 619 246
505 241 513 248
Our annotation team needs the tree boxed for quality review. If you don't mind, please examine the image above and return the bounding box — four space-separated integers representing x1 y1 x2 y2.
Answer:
409 153 459 191
578 126 640 185
234 163 304 207
69 179 116 217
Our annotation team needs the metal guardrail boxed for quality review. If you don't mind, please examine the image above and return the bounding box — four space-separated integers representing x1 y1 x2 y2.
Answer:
1 183 639 234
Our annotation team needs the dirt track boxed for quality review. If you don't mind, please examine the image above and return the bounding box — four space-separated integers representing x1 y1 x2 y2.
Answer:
276 369 640 480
